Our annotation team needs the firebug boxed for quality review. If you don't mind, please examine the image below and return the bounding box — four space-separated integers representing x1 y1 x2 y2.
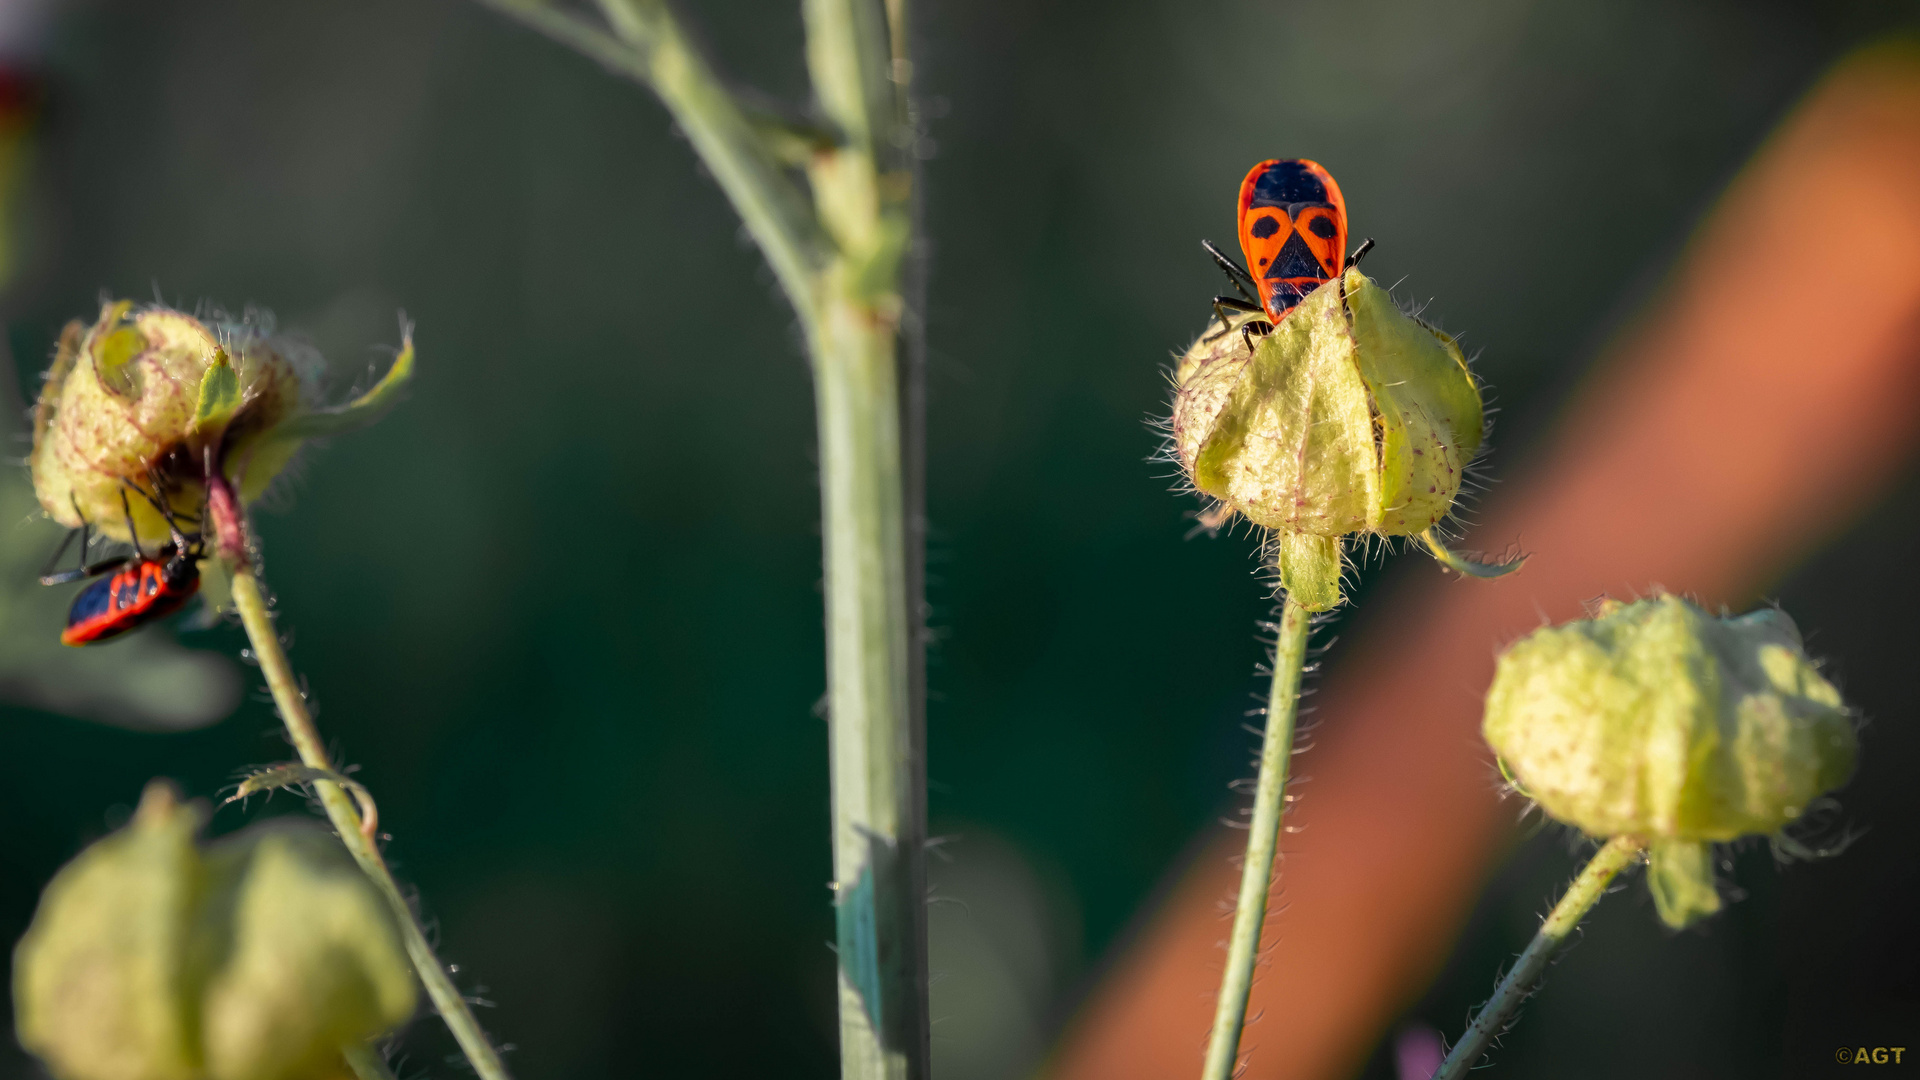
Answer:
1203 158 1373 343
40 486 203 646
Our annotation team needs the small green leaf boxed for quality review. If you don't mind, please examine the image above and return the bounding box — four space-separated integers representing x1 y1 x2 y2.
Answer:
273 332 415 441
224 763 379 841
194 348 242 429
1648 839 1722 929
1420 528 1527 579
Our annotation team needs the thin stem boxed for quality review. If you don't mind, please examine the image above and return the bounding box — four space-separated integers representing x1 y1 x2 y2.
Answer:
228 568 513 1080
472 0 652 85
1432 834 1646 1080
592 0 830 323
341 1042 399 1080
1200 598 1312 1080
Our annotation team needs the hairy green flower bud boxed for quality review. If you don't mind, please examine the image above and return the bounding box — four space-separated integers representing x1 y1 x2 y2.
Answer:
31 302 412 551
1170 270 1486 610
1483 595 1857 927
13 781 417 1080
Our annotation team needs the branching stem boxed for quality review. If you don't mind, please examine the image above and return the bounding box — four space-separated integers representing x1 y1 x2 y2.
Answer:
1432 834 1646 1079
229 566 513 1080
1200 597 1312 1080
474 2 926 1077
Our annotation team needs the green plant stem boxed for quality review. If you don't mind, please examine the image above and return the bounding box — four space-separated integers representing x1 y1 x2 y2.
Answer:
341 1042 399 1080
591 0 829 323
478 2 926 1076
1432 834 1646 1080
811 302 919 1080
229 568 513 1080
1200 598 1312 1080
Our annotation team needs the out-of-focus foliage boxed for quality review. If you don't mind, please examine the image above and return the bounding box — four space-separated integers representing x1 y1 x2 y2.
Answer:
13 781 416 1080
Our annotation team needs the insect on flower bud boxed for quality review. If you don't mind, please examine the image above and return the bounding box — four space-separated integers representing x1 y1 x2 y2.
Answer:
12 780 417 1080
1170 269 1486 609
31 301 412 553
1482 594 1857 928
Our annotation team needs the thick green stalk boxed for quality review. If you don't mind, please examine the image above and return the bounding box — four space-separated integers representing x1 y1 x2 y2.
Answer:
802 2 924 1077
1200 598 1312 1080
1433 834 1646 1079
812 302 918 1080
228 568 513 1080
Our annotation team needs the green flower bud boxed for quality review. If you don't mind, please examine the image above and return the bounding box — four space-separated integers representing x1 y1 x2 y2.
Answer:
13 781 417 1080
31 302 413 551
1170 270 1486 610
1482 595 1857 928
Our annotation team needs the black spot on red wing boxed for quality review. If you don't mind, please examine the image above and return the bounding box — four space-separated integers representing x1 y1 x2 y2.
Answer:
1308 216 1337 239
1258 257 1269 266
1248 161 1330 209
1263 230 1329 283
1249 214 1282 239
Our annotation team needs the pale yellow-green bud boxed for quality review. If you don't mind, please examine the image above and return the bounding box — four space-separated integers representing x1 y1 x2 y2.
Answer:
1170 269 1486 610
1483 594 1857 928
31 302 412 551
13 781 417 1080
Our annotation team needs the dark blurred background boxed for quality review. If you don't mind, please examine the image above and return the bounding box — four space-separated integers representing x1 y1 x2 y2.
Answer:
0 1 1916 1078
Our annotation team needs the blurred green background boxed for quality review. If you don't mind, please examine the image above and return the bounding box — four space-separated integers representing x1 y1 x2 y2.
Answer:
1 1 1916 1078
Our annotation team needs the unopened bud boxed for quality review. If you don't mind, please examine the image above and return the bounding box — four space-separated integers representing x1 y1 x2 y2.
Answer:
13 781 417 1080
1482 594 1857 927
1170 270 1486 609
31 302 411 553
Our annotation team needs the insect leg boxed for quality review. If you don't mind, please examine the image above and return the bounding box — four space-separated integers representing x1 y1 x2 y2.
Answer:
40 499 128 585
128 477 194 554
1203 239 1260 305
1204 295 1262 337
1346 237 1376 270
1240 319 1273 353
120 489 148 562
37 525 81 586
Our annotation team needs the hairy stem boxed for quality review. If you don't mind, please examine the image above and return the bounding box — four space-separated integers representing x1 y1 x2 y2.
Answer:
812 303 919 1080
1432 834 1645 1079
591 0 829 323
1200 598 1312 1080
229 567 512 1080
803 1 924 1076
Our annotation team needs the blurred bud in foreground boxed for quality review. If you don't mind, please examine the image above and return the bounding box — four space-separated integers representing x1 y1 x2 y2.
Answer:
1483 594 1857 928
30 301 412 551
13 781 416 1080
1170 269 1500 610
